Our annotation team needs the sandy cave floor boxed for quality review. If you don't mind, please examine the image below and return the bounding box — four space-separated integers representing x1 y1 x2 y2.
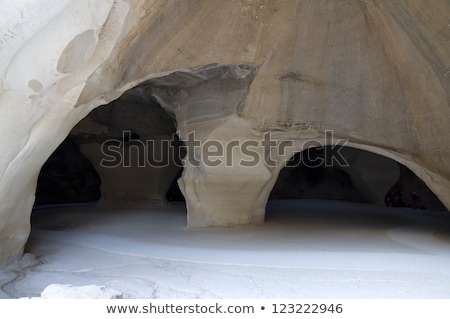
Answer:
1 199 450 299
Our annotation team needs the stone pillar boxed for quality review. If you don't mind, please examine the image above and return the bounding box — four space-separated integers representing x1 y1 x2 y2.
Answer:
79 134 182 206
175 116 287 227
179 149 272 227
148 64 274 226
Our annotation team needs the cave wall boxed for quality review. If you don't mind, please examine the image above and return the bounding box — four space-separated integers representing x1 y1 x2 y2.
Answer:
0 0 449 264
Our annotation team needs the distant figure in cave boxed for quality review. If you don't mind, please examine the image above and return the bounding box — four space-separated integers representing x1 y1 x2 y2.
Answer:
411 192 423 210
385 191 392 207
392 191 404 208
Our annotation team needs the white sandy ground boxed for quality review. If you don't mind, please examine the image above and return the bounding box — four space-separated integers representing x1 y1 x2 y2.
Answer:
1 199 450 299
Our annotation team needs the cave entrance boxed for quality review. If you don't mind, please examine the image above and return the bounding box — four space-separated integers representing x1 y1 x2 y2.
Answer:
266 145 447 225
33 87 185 214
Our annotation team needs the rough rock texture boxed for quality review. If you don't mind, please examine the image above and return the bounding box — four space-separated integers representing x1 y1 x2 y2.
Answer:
0 0 449 264
0 0 122 265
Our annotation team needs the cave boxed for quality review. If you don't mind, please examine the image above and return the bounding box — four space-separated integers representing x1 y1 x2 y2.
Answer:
1 0 450 299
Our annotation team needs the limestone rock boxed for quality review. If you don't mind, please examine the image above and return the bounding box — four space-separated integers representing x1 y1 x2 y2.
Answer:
40 284 122 299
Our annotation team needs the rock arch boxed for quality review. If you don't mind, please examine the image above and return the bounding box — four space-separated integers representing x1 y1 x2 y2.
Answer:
267 141 448 209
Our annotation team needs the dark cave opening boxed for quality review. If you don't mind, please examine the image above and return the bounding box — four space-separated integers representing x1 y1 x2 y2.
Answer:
34 88 184 209
269 146 447 211
34 136 101 207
